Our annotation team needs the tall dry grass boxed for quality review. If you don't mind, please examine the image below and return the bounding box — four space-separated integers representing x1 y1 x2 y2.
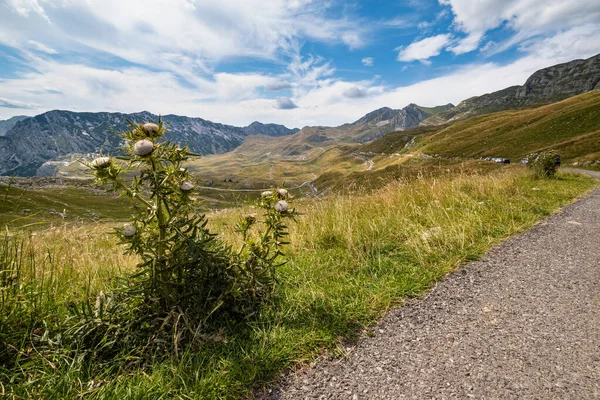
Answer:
1 168 596 399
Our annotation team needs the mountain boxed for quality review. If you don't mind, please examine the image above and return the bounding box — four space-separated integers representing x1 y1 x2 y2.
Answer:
374 90 600 164
242 121 300 136
0 115 29 136
0 110 297 176
422 53 600 125
353 103 454 134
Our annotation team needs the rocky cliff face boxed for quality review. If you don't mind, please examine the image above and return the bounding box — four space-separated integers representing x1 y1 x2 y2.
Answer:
516 54 600 101
0 115 29 136
0 110 297 176
422 53 600 126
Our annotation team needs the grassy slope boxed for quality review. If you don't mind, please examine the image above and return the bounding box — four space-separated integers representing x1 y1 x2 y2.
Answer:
0 183 132 229
417 90 600 162
2 169 597 399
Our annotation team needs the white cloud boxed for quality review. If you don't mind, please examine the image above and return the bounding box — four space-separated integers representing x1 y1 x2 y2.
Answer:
361 57 374 66
0 0 367 77
397 34 452 63
27 40 57 54
0 97 39 109
447 32 484 55
440 0 600 54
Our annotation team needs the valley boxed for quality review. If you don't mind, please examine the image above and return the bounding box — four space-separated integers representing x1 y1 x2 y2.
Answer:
1 52 600 400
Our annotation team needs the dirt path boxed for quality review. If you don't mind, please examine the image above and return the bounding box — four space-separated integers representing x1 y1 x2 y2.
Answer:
263 187 600 399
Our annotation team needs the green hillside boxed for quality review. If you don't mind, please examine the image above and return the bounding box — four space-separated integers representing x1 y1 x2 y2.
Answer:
416 90 600 164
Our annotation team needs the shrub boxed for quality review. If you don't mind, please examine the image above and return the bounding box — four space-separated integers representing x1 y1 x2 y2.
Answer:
75 120 297 360
526 150 559 178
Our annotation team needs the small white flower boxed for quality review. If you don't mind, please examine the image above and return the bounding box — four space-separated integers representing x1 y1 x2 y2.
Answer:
133 139 154 156
91 157 111 169
142 122 159 135
123 224 136 237
275 200 288 213
277 188 288 199
180 181 194 192
261 190 273 198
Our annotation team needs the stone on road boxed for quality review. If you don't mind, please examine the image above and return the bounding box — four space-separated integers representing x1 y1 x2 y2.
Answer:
264 187 600 399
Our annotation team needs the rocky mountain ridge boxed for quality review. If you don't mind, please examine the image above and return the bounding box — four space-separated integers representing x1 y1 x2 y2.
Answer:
0 110 297 176
0 115 29 136
422 53 600 125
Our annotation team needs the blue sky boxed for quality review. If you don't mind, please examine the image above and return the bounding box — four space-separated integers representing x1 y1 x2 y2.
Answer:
1 0 600 127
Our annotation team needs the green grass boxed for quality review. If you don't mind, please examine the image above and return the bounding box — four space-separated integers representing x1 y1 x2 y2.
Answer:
1 168 597 399
418 90 600 162
0 181 132 229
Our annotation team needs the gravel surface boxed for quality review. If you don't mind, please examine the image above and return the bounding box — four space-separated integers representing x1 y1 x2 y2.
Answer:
563 168 600 179
261 186 600 400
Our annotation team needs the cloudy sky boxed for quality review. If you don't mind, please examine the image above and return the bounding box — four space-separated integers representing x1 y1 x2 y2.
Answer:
1 0 600 127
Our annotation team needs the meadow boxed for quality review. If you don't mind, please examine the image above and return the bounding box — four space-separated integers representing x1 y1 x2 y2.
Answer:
1 166 596 399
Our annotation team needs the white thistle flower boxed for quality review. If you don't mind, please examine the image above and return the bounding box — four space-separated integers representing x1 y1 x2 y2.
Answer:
180 181 194 192
261 190 273 198
275 200 288 213
123 224 136 237
277 188 288 199
142 122 159 135
133 139 154 156
91 157 111 169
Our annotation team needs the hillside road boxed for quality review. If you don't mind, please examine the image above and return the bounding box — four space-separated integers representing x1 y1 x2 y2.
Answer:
563 167 600 179
263 186 600 399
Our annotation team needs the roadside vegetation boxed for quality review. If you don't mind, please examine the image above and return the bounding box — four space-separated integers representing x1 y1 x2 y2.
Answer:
1 163 596 398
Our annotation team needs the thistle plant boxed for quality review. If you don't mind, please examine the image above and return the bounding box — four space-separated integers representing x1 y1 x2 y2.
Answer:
526 150 560 178
84 120 297 355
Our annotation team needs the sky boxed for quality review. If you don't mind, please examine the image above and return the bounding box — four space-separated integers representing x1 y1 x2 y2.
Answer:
1 0 600 128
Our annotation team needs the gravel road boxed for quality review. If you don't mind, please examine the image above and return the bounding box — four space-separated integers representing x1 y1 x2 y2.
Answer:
262 185 600 399
563 167 600 179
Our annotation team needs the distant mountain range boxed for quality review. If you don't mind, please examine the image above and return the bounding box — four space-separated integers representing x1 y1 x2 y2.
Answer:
0 111 298 176
1 53 598 177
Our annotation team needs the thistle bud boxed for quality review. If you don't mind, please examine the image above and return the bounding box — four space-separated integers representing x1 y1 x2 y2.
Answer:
91 157 111 169
142 122 159 136
123 224 136 237
277 188 288 199
261 190 273 198
180 181 194 192
245 213 257 225
274 200 288 213
133 139 154 156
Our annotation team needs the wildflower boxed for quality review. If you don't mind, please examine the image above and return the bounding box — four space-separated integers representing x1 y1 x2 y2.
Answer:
261 190 273 198
133 139 154 156
245 213 257 225
277 188 288 199
91 157 111 169
123 224 136 237
142 122 159 136
275 200 288 213
180 181 194 192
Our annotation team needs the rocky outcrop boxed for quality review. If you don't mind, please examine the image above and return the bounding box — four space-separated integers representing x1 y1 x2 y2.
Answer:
422 53 600 126
0 110 297 176
516 54 600 102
